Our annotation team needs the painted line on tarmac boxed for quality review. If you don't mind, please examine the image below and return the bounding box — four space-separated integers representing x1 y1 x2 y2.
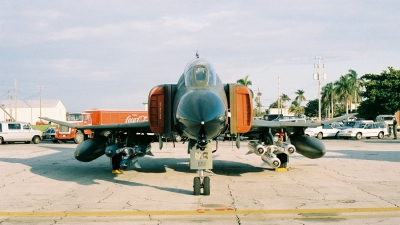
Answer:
1 207 400 217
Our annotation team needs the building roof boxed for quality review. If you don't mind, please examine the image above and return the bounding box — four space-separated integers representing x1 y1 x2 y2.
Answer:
0 99 64 109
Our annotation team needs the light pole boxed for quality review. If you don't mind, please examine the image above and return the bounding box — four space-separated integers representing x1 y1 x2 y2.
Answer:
314 57 326 121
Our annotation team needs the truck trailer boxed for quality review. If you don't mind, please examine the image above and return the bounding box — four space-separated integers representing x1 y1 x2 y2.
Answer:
55 110 148 144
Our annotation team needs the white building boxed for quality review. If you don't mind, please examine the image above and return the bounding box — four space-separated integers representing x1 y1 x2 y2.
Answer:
267 108 295 116
0 99 66 124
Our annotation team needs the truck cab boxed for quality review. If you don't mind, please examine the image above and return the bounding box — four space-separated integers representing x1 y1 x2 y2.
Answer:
55 112 93 144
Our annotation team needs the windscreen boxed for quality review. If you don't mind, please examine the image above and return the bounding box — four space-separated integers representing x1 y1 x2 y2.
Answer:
184 59 216 87
68 114 82 121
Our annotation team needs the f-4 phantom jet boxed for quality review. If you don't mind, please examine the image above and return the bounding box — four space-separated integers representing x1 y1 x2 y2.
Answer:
41 55 354 195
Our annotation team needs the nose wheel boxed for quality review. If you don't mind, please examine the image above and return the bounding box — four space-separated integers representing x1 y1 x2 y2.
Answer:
193 170 210 195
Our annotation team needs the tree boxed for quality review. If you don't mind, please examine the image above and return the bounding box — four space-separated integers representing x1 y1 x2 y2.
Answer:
294 89 306 106
236 75 254 98
289 100 304 116
305 99 319 118
358 67 400 119
269 100 278 108
347 69 362 108
334 74 353 114
280 94 291 108
321 82 336 118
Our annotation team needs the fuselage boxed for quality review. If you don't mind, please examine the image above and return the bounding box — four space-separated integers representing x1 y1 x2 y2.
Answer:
174 58 228 148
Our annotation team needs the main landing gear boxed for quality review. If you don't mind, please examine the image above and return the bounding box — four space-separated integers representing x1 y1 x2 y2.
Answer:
193 169 210 195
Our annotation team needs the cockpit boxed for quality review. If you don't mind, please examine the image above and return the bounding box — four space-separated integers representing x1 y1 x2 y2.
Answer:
184 59 217 87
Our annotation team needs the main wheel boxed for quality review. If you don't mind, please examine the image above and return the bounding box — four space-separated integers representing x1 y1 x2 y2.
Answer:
277 153 288 168
203 177 210 196
378 132 384 139
193 177 201 196
74 131 84 144
317 132 323 140
356 132 362 140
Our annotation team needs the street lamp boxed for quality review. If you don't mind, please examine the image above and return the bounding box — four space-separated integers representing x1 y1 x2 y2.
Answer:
314 57 326 121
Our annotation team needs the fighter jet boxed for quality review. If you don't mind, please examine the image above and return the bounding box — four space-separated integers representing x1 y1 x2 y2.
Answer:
41 55 354 196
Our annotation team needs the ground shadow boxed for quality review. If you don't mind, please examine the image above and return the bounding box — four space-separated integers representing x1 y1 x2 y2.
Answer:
0 143 270 195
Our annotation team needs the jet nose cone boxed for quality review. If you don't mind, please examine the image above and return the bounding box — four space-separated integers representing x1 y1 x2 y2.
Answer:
176 90 227 140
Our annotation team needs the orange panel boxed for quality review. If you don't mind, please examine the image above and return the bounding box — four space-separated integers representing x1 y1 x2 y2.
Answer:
148 86 165 133
235 86 253 133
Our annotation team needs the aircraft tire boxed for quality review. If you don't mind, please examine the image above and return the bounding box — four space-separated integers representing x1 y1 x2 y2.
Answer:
194 177 201 196
203 177 210 196
277 153 288 168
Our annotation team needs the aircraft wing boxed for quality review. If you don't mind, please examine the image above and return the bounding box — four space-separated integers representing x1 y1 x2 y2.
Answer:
39 117 152 133
78 122 152 133
40 117 78 128
247 113 357 133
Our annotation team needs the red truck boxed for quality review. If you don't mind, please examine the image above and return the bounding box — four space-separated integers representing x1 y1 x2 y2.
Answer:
55 110 148 144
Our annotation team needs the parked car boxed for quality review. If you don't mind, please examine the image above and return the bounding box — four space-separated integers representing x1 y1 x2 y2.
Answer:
42 127 57 142
0 122 42 144
305 124 340 139
338 122 386 140
338 121 356 130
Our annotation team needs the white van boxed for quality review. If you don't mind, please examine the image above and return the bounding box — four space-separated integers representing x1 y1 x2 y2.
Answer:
376 115 395 127
0 122 42 144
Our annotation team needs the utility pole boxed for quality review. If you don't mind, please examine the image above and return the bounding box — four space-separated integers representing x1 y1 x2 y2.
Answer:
314 57 326 121
37 86 44 122
256 87 262 116
331 81 334 118
14 79 18 121
278 76 281 115
8 90 13 121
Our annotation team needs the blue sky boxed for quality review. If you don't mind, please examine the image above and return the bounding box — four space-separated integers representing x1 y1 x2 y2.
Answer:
1 1 399 112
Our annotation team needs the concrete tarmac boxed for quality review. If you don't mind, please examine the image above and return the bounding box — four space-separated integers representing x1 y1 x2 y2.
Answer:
1 138 400 224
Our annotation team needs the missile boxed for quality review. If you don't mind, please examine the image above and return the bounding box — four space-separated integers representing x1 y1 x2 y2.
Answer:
104 143 125 158
261 152 281 168
247 141 266 156
134 144 152 157
273 143 296 155
120 156 140 170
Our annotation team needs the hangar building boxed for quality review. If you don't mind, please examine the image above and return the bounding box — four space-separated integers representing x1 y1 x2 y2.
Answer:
0 99 66 124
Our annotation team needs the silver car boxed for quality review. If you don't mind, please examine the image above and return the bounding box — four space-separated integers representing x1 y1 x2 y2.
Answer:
338 122 386 140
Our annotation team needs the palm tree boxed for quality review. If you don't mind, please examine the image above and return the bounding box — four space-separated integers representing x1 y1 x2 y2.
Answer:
346 69 361 111
289 100 304 116
295 89 306 106
236 75 254 98
321 83 335 118
334 74 353 114
280 93 291 108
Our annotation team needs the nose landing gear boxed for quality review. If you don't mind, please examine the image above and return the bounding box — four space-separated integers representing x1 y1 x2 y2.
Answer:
189 139 213 195
193 170 210 195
